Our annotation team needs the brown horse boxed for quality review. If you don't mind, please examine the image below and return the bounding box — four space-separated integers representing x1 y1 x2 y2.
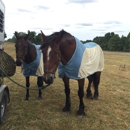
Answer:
14 31 43 100
40 30 104 116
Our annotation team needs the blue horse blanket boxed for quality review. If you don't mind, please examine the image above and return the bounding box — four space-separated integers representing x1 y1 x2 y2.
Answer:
58 37 104 79
22 44 44 77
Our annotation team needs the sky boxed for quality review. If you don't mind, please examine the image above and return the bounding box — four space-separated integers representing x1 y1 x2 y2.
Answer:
3 0 130 41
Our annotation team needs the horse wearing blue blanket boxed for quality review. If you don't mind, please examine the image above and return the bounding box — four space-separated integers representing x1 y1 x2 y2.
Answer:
40 30 104 116
15 31 44 100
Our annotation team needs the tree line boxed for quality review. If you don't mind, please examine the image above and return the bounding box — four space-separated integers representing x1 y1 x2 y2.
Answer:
6 31 130 52
6 31 42 45
81 32 130 52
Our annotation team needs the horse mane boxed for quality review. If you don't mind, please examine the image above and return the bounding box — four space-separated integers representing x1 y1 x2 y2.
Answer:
40 29 71 49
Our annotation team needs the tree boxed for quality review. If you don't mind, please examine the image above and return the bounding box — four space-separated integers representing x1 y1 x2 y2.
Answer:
35 33 42 45
81 40 92 44
103 32 115 50
6 31 42 44
28 31 36 43
108 34 121 51
124 33 130 52
120 35 126 51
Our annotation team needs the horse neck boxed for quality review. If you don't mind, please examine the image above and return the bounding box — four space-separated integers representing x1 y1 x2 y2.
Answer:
24 41 37 64
59 35 76 65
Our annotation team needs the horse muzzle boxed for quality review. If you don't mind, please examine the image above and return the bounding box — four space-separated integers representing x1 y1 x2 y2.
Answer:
16 56 24 66
44 77 54 85
43 73 55 85
16 60 22 66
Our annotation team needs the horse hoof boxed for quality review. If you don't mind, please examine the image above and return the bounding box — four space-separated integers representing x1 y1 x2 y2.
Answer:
62 111 70 115
24 98 29 101
77 109 86 117
76 114 85 118
62 106 71 113
86 95 93 100
93 96 98 100
38 97 43 100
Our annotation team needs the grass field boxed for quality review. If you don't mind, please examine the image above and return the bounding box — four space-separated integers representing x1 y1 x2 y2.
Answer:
1 42 130 130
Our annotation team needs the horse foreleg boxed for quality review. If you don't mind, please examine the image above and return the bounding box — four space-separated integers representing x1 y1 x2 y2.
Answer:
86 76 93 99
25 76 30 101
77 79 86 116
37 77 43 100
93 72 101 100
62 77 71 113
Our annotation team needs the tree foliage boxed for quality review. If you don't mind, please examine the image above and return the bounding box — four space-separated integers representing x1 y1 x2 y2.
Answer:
6 30 42 45
83 32 130 52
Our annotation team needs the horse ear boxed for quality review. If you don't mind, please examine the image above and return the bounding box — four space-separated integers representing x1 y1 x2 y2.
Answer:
14 31 19 39
41 30 46 42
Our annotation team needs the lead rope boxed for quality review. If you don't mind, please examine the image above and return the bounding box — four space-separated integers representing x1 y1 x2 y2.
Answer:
0 67 50 90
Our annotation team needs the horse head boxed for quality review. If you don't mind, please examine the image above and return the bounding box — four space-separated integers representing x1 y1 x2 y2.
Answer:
40 30 63 84
14 31 30 66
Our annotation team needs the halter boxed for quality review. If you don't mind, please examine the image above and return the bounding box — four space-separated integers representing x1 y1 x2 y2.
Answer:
16 42 28 60
44 70 55 74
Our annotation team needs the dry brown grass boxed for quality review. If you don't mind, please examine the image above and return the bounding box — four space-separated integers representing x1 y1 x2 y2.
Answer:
1 42 130 130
